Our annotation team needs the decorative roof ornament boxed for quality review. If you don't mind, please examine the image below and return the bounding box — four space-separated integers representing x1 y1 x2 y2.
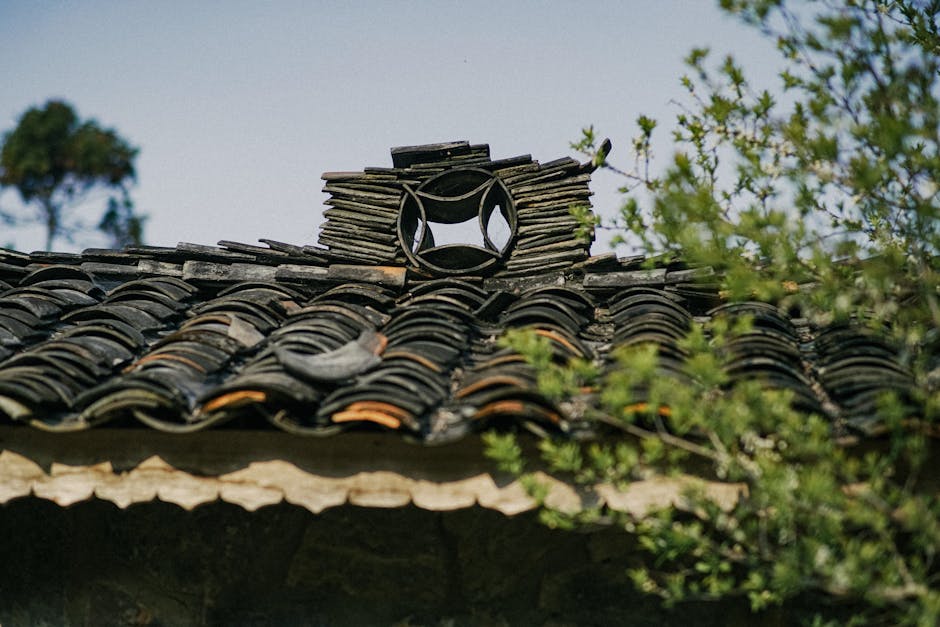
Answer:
319 141 597 277
397 168 517 275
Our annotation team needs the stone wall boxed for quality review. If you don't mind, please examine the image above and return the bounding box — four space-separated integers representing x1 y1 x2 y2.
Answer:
1 498 814 626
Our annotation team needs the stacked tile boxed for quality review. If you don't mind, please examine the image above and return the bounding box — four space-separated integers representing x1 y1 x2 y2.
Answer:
317 141 595 276
77 282 287 431
390 141 493 169
602 287 694 420
133 240 327 282
0 247 30 288
319 173 407 264
663 268 723 313
582 261 721 313
815 322 917 434
9 241 318 290
495 157 594 277
197 282 394 433
710 302 822 415
454 285 596 435
0 272 192 429
316 279 482 436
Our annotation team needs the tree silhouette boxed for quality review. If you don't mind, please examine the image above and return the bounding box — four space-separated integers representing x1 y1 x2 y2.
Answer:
0 99 145 250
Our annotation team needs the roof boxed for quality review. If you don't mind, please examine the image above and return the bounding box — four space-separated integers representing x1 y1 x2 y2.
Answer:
0 141 919 513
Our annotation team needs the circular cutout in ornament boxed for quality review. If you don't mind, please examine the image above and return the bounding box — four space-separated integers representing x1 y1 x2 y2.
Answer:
397 168 517 275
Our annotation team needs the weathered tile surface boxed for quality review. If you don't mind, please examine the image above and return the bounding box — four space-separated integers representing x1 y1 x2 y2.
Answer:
0 143 919 442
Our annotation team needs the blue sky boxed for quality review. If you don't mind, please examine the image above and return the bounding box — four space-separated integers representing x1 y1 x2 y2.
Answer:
0 1 780 253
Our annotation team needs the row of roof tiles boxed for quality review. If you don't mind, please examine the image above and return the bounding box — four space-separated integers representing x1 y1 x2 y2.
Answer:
0 246 917 443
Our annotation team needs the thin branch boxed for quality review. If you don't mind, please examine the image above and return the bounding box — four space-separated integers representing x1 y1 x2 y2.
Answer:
597 414 720 462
